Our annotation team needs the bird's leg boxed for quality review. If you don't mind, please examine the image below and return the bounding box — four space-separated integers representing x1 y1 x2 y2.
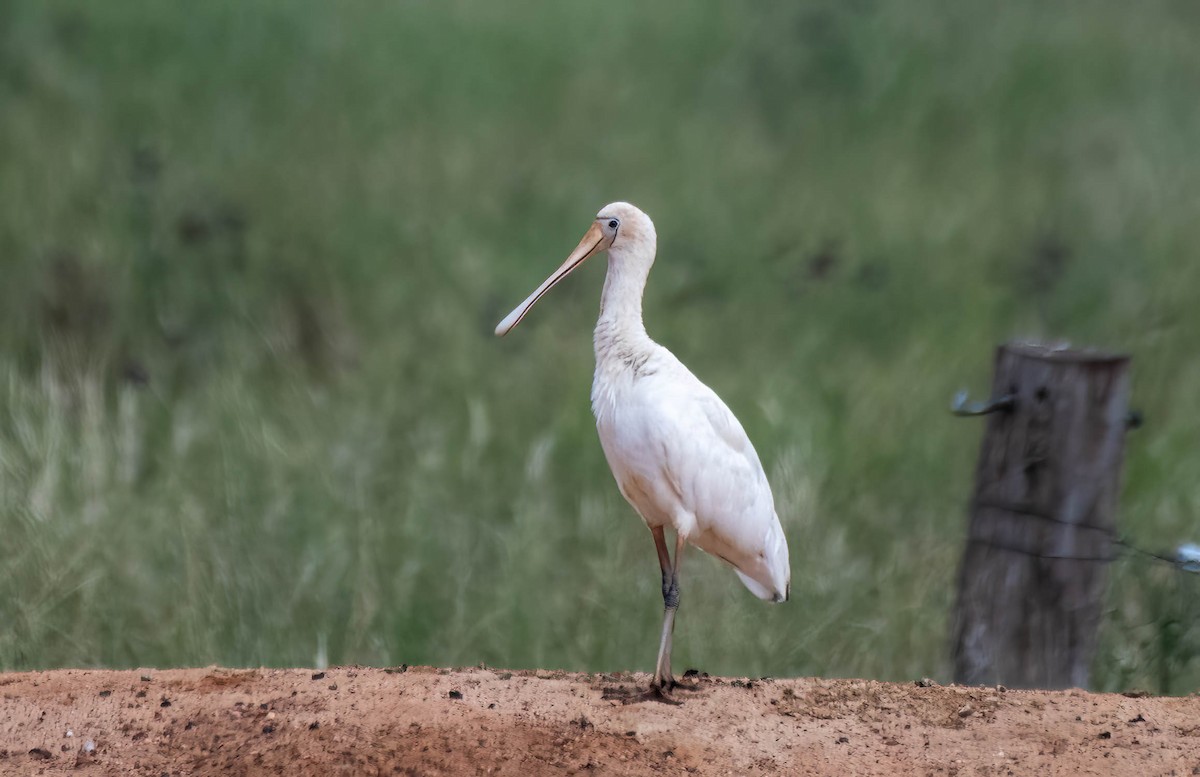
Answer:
650 528 684 698
660 533 685 685
652 526 672 602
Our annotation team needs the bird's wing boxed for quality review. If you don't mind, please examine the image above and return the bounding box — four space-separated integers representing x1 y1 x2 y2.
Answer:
695 389 766 478
650 373 789 600
658 382 770 523
596 353 791 601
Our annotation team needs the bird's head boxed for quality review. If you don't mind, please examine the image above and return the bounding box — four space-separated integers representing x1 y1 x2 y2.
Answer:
495 202 656 337
596 201 656 258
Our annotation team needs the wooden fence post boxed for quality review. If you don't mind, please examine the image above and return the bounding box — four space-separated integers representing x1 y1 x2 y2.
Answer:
950 342 1132 689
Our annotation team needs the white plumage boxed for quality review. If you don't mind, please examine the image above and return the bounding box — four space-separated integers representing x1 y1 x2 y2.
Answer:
592 339 790 602
497 202 790 697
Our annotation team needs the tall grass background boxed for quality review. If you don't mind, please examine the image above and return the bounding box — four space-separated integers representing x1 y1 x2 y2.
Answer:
1 0 1198 692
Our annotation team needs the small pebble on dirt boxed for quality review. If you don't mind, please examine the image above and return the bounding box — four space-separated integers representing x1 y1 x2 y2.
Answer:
98 690 112 698
311 672 325 681
836 737 849 744
915 678 938 688
140 676 152 682
958 704 974 718
449 690 463 700
488 703 496 709
262 724 275 735
160 697 171 708
328 683 338 691
29 747 52 760
1098 731 1111 740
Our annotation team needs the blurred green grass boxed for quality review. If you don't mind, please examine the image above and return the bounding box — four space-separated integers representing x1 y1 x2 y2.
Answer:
1 0 1198 691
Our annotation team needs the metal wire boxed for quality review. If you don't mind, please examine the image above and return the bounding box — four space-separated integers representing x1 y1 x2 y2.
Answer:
966 498 1195 572
1115 537 1183 567
971 497 1114 535
966 535 1118 563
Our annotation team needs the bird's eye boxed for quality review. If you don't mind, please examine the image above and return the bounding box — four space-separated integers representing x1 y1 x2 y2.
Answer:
608 219 619 229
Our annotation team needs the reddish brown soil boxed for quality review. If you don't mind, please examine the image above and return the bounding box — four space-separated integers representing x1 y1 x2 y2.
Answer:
1 666 1198 776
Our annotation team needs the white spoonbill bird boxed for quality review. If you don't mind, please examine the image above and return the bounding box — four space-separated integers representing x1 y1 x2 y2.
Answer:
496 202 790 698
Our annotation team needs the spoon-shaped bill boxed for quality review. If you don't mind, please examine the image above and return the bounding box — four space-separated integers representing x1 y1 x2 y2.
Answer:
495 222 609 336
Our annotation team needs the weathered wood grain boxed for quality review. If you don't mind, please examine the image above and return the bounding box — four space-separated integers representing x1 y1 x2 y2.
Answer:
951 343 1131 689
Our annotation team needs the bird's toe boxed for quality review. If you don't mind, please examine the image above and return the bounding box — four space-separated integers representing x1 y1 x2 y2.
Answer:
647 683 683 705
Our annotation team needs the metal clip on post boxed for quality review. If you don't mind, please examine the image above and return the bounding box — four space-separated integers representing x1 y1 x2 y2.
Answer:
1177 543 1200 574
951 390 1016 417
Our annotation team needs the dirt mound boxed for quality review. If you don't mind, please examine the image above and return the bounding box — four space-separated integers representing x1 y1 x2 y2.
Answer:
1 666 1197 775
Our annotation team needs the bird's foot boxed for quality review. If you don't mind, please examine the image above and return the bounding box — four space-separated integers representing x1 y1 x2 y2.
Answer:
648 679 683 705
648 673 701 703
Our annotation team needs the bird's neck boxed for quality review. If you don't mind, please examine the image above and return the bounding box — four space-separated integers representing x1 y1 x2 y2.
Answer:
594 253 653 364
